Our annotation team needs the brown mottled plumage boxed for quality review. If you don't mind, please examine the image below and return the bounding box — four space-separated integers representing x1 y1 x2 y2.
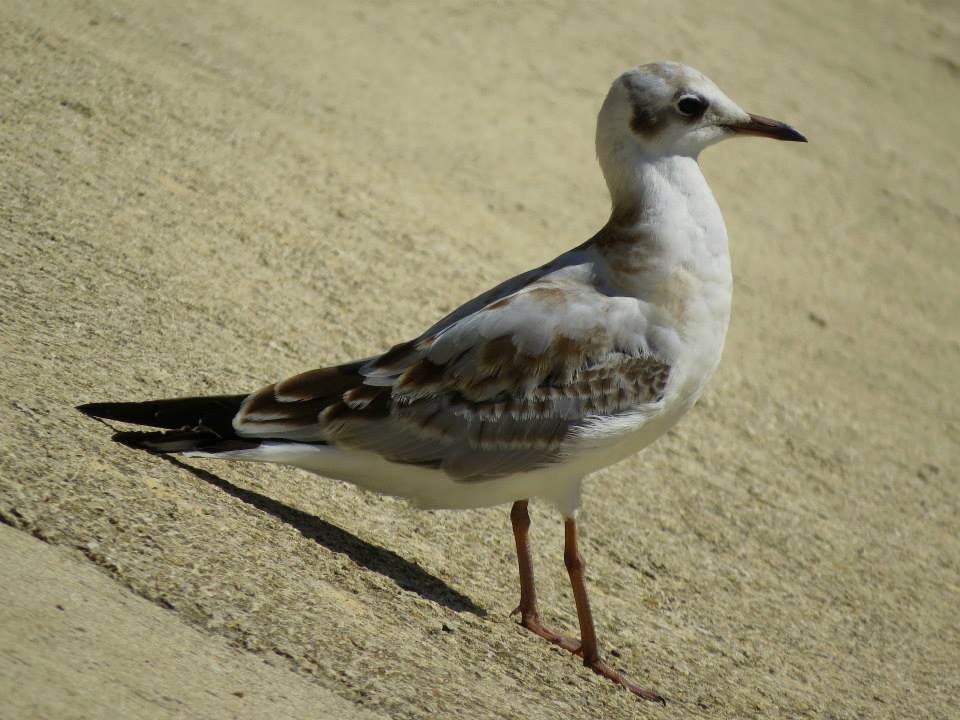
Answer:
233 276 671 479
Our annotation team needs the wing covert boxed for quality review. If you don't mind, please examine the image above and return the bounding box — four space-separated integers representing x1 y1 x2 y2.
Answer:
235 278 671 479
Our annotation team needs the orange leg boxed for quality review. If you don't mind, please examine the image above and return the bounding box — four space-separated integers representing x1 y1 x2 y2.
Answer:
563 517 665 704
510 500 579 652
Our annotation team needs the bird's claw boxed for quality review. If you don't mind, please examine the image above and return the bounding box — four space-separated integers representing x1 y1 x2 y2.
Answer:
585 658 666 705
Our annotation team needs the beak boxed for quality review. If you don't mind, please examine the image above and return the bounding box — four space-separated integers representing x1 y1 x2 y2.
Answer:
728 113 807 142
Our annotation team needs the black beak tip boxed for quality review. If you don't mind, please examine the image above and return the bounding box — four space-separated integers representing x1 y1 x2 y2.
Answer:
735 114 809 143
783 125 808 143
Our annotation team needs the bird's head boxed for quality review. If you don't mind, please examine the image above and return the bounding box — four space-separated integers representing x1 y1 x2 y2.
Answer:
596 62 806 165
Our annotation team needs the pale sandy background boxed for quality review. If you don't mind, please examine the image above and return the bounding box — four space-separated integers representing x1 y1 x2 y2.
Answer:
1 1 958 718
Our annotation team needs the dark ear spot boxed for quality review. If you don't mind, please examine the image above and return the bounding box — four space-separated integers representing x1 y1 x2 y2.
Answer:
630 103 668 137
621 75 668 138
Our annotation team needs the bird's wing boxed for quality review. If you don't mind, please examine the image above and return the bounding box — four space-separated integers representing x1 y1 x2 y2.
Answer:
235 277 670 480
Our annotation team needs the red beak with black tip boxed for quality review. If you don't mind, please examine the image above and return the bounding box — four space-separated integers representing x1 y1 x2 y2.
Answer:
729 113 807 142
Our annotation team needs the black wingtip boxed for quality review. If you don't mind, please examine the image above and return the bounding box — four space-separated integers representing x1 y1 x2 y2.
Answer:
109 428 216 453
76 401 146 423
77 402 114 419
75 395 248 434
108 428 260 454
110 430 168 452
79 396 257 455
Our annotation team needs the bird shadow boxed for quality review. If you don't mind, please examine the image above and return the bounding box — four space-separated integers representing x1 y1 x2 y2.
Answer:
164 456 487 617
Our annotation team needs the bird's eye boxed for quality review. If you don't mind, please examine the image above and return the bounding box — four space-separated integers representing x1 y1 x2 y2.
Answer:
676 96 708 117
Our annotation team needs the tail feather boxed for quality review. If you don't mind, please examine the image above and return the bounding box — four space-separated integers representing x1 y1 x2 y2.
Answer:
78 394 252 454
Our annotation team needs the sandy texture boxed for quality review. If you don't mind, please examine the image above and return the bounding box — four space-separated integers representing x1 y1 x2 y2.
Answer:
0 524 386 720
1 1 958 718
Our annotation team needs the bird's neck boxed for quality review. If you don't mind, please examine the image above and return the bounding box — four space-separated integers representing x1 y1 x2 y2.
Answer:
591 150 733 353
603 152 717 231
594 150 730 268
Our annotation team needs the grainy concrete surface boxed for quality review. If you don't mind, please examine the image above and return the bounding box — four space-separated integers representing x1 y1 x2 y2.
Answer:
1 1 958 718
0 524 386 719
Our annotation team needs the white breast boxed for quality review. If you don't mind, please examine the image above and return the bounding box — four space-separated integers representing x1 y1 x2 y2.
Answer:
569 155 733 470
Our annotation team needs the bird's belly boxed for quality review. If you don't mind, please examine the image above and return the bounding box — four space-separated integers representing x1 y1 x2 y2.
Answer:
565 393 694 475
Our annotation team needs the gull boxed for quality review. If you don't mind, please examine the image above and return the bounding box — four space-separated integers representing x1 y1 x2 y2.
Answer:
79 62 805 703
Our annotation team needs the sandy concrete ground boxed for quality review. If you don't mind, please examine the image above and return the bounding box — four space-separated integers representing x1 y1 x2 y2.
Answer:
0 524 386 720
1 1 958 718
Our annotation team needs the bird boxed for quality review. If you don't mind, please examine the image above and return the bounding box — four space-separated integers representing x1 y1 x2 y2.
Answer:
79 62 806 703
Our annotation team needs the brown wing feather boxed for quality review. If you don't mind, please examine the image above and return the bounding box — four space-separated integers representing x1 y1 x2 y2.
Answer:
235 361 382 440
233 278 671 479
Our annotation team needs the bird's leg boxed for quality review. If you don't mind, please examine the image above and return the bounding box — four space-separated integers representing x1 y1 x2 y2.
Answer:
509 501 579 652
563 517 666 704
